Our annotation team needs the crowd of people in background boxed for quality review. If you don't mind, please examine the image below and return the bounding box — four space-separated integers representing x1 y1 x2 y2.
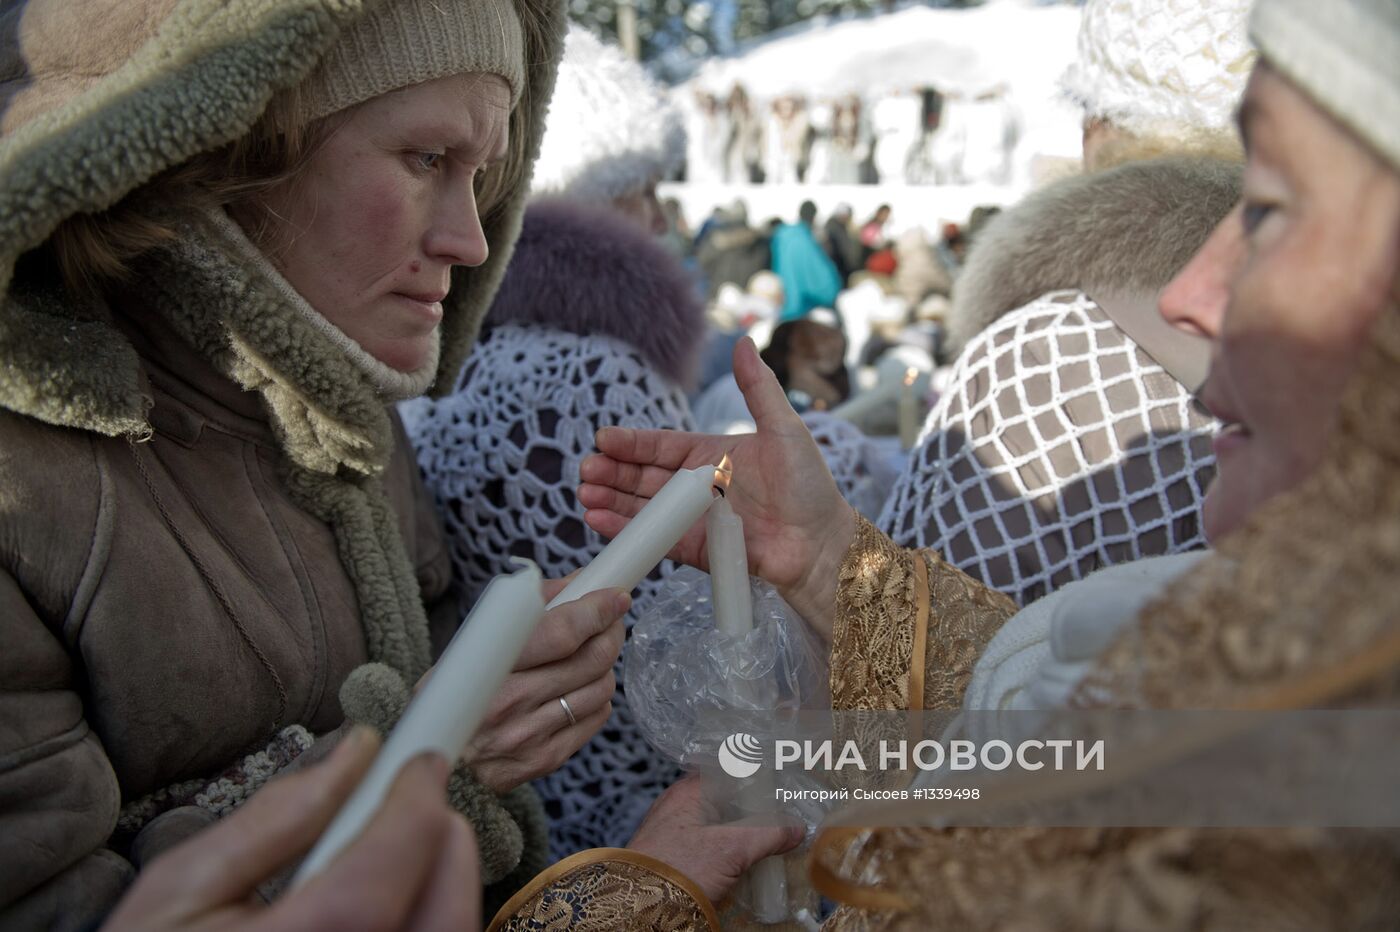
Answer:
681 81 1022 186
683 194 997 410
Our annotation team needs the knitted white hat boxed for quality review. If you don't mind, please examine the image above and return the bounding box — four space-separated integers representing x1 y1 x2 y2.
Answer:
1061 0 1256 139
529 26 685 203
1250 0 1400 173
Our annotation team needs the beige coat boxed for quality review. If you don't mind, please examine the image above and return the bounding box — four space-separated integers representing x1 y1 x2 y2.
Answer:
0 0 567 928
0 311 453 926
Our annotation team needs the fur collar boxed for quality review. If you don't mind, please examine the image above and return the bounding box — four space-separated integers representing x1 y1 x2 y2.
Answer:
135 208 401 476
483 198 706 390
0 0 566 438
946 157 1242 359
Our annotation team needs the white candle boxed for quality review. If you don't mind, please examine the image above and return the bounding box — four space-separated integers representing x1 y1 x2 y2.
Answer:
898 367 921 450
292 560 545 886
705 485 788 922
706 494 753 638
548 462 720 609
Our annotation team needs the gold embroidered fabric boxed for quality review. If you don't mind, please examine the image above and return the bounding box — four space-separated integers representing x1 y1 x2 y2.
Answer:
832 515 1017 712
817 825 1400 931
810 313 1400 929
491 849 715 931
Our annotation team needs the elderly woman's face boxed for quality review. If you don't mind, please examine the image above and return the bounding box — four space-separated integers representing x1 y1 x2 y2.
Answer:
1160 64 1400 541
253 73 511 372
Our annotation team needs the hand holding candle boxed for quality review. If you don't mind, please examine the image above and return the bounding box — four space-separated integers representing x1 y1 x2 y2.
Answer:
580 336 858 640
293 560 546 886
294 459 725 887
550 460 723 609
705 461 791 923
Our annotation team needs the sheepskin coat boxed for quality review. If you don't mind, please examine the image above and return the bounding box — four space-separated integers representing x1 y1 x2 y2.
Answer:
0 1 565 927
401 198 704 857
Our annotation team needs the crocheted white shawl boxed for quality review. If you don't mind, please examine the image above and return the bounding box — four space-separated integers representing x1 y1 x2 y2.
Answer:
402 324 694 857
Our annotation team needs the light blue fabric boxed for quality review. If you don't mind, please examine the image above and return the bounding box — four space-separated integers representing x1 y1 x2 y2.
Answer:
771 223 842 321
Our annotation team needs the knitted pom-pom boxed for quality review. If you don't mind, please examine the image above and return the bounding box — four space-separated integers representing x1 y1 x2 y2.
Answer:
483 785 553 914
338 663 410 736
448 765 525 884
500 784 552 881
338 662 527 884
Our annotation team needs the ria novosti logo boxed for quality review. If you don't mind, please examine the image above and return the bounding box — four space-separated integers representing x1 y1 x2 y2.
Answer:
718 733 764 778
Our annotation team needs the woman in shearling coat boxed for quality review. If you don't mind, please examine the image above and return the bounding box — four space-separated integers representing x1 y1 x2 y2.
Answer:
0 0 615 926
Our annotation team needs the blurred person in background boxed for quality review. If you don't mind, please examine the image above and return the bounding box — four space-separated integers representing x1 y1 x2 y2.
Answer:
771 200 844 322
881 0 1252 606
724 83 765 184
696 199 772 301
659 197 693 261
826 94 873 185
823 202 864 287
859 203 893 261
891 226 955 312
765 94 814 185
684 90 729 184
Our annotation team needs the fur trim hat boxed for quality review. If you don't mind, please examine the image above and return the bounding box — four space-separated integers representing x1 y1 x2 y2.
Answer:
1062 0 1256 140
1250 0 1400 173
484 198 705 389
530 26 685 203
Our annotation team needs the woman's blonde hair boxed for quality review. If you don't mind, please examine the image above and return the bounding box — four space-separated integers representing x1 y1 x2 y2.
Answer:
50 87 327 295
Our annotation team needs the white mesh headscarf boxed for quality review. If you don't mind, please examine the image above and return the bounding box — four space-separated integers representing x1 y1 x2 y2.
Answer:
1061 0 1256 140
879 292 1218 606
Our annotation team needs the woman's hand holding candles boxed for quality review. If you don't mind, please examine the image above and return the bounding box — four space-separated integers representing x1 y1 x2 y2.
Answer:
465 576 630 793
579 337 857 642
296 445 735 884
294 571 630 886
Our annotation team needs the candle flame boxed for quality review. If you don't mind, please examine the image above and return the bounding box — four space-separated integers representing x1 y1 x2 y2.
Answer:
903 367 918 388
713 453 733 495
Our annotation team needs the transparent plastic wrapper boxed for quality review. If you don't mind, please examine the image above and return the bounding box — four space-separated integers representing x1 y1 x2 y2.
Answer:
626 567 830 766
627 566 830 925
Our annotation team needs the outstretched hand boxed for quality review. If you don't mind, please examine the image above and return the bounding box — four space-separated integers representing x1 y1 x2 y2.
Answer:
579 336 855 640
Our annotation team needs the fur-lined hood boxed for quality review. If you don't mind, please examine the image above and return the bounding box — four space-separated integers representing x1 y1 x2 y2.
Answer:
946 157 1242 360
483 198 706 391
0 0 564 465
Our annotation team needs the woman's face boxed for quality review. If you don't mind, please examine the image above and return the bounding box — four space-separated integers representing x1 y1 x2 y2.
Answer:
1160 64 1400 541
250 73 511 373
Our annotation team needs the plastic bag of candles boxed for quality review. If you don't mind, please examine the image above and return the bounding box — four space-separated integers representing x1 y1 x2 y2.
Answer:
625 566 829 767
